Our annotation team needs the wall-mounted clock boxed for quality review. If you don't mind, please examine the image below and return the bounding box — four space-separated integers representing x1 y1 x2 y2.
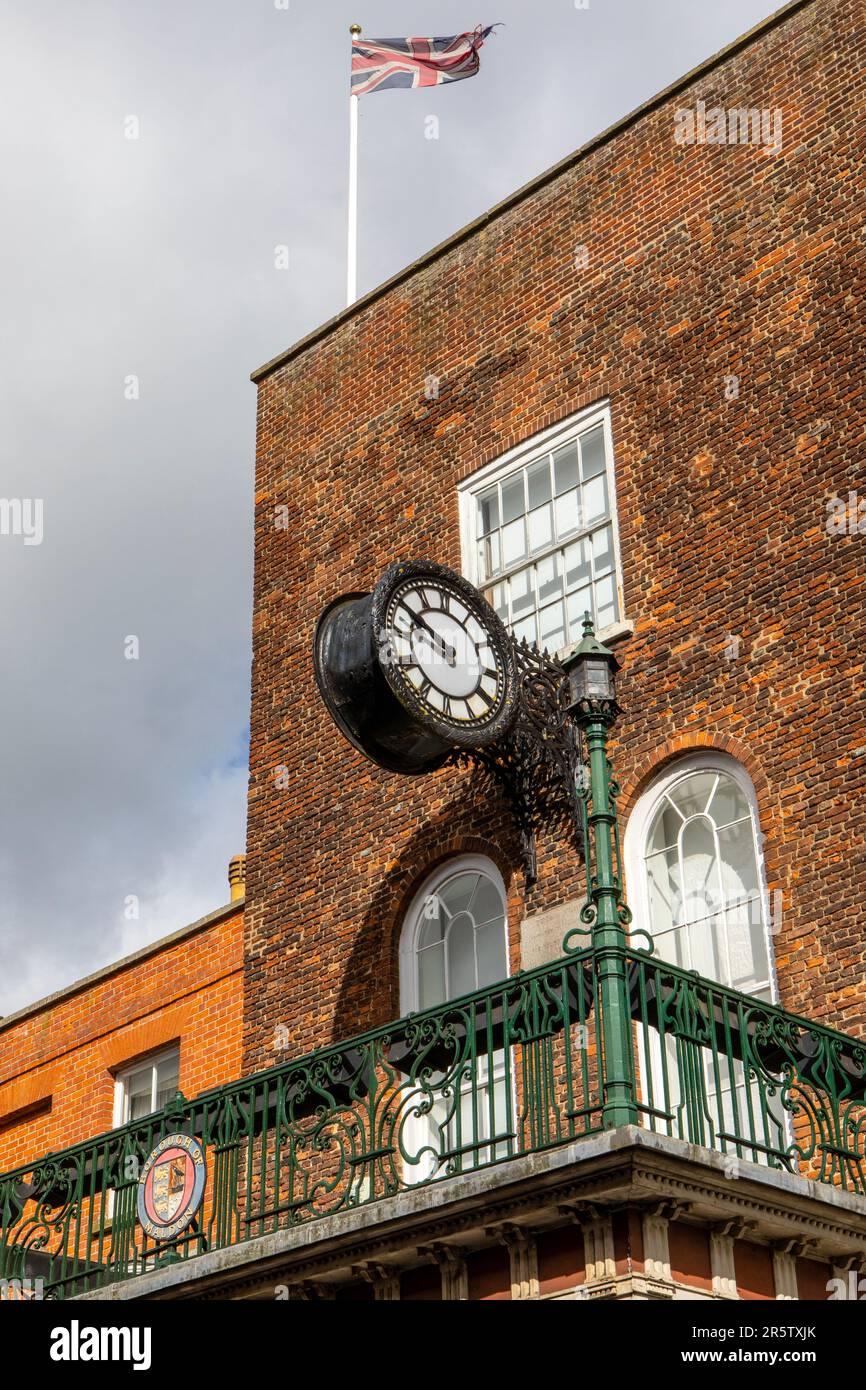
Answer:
313 560 518 775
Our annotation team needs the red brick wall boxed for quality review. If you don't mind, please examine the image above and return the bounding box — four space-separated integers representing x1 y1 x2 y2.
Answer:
0 905 243 1170
246 0 866 1068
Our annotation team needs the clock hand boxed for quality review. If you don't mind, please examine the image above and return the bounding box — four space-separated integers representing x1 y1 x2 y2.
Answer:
411 613 457 667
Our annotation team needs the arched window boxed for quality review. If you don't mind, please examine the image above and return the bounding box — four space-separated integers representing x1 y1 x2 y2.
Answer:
399 856 509 1014
399 856 510 1177
625 755 784 1158
625 754 775 999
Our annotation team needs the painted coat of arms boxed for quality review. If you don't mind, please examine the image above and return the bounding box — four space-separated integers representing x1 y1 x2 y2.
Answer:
136 1133 207 1241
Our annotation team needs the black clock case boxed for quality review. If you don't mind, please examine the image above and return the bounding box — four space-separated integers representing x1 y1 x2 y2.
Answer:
313 559 519 776
313 589 453 775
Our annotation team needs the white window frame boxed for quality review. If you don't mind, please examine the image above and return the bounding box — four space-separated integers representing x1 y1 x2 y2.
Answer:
623 752 779 1004
112 1046 181 1129
399 856 512 1180
623 754 788 1160
457 402 632 656
399 855 510 1012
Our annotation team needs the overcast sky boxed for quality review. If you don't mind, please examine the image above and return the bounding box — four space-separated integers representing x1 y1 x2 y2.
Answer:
0 0 784 1016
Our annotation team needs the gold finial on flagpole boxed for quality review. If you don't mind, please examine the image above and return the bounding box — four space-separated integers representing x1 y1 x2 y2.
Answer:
350 24 362 38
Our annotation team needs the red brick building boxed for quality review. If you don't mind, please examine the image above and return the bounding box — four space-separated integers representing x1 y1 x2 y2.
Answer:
245 0 865 1071
3 0 866 1303
0 889 244 1175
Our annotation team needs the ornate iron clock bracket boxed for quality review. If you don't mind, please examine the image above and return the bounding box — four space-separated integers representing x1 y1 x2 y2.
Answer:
448 637 586 886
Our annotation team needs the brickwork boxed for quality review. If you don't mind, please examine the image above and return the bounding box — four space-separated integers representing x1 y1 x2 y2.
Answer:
246 0 866 1071
0 904 243 1170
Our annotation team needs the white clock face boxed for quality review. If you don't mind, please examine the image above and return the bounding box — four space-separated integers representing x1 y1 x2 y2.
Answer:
384 577 505 726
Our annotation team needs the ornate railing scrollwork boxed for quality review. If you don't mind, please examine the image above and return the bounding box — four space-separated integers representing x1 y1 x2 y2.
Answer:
4 945 866 1297
448 638 585 884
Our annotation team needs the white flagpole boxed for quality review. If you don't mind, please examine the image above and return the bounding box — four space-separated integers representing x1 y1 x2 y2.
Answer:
347 24 361 306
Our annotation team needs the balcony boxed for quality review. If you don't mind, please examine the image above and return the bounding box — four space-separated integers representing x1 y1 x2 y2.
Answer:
3 942 866 1300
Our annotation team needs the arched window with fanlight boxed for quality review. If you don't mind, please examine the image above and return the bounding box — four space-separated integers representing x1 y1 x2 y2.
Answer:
400 857 509 1013
399 856 510 1176
625 753 775 1000
624 753 781 1155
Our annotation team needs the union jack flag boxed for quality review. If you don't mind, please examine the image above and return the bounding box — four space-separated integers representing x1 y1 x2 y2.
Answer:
351 28 498 98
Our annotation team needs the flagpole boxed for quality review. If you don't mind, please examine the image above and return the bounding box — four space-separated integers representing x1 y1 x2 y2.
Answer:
347 24 361 306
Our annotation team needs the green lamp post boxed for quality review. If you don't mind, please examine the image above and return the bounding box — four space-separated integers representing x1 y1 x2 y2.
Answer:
562 615 638 1130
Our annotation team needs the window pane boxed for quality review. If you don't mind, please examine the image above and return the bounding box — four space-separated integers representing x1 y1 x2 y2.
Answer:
156 1054 179 1090
501 475 525 525
476 920 506 988
688 912 726 981
479 532 501 581
564 536 592 591
536 553 562 605
648 802 681 854
448 914 476 997
580 426 606 480
668 773 718 819
591 524 614 575
510 565 535 616
419 896 446 947
419 942 446 1008
646 848 680 934
489 582 508 621
527 458 552 508
553 442 579 495
127 1068 153 1122
554 488 581 539
528 503 553 553
708 774 749 828
566 586 593 636
478 488 499 536
594 573 617 628
717 821 759 903
582 473 608 524
680 817 720 922
728 900 767 989
471 875 504 927
501 518 527 567
725 899 769 988
155 1055 180 1111
439 872 476 916
128 1091 153 1123
538 601 566 653
513 614 538 648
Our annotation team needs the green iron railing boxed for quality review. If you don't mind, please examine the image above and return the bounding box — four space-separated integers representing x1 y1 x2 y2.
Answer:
627 947 866 1187
0 948 601 1299
2 943 866 1299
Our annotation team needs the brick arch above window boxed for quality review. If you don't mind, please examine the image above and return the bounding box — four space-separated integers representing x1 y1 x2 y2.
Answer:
98 1003 192 1075
385 835 518 943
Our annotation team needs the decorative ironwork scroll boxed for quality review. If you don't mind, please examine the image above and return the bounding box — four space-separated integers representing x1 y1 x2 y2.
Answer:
448 637 585 884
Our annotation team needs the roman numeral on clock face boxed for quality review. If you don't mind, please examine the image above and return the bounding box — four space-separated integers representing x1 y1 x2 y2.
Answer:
385 578 504 726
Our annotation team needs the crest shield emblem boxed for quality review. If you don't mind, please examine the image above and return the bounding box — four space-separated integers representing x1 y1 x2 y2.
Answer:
137 1134 207 1241
150 1155 187 1223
